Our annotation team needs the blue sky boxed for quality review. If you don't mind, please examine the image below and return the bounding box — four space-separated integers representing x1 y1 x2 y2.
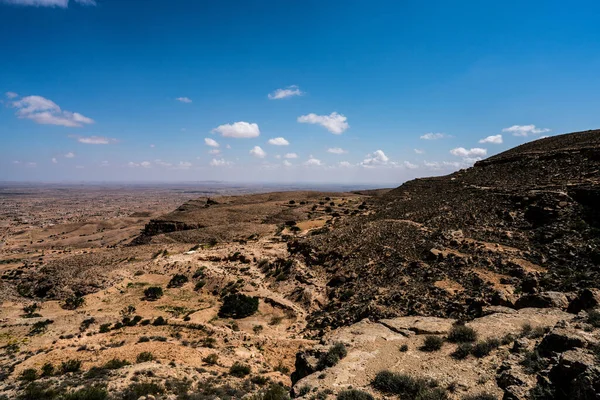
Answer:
1 0 599 184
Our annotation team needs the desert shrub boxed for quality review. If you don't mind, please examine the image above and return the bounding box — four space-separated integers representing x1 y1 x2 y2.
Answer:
337 389 374 400
194 280 206 291
318 342 348 369
447 324 478 343
253 325 264 334
462 394 498 400
251 375 269 386
587 310 600 328
136 352 154 363
103 358 130 370
62 386 108 400
17 383 58 400
255 383 290 400
421 335 444 352
22 303 42 317
62 295 85 310
152 316 167 326
519 323 546 338
400 344 409 352
193 267 206 279
471 339 500 358
269 316 284 325
297 385 312 396
19 368 38 382
143 286 163 301
28 319 53 336
520 350 548 374
138 336 150 343
120 305 136 318
120 382 163 400
60 359 82 374
372 371 447 399
98 323 111 333
79 317 95 332
202 353 219 365
40 363 54 377
167 274 188 288
274 361 290 374
218 293 259 319
229 362 251 377
452 343 473 360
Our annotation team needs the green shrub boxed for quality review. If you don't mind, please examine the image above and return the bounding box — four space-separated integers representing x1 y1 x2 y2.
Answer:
218 293 259 319
255 383 290 400
103 358 130 370
337 389 374 400
40 363 54 377
167 274 188 288
62 295 85 310
253 325 264 334
17 383 58 400
520 350 548 374
202 353 219 365
229 362 251 377
99 323 111 333
80 317 95 332
193 267 206 279
143 286 163 300
136 352 154 363
372 371 447 399
120 382 163 400
421 335 444 352
471 339 500 358
447 324 477 343
22 303 42 317
19 368 38 382
28 319 53 336
120 305 136 318
62 385 108 400
451 343 473 360
462 394 498 400
400 344 409 352
152 316 168 326
587 310 600 328
60 359 82 374
194 280 206 291
318 342 348 369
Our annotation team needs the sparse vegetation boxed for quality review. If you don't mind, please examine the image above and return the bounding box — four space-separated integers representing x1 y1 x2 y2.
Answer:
452 343 473 360
120 382 164 400
462 394 498 400
28 319 53 336
143 286 164 300
62 294 85 310
60 359 82 374
103 358 130 369
218 293 259 319
447 324 478 343
136 351 154 363
99 323 111 333
229 362 251 377
202 353 219 365
372 370 447 399
318 342 348 369
167 273 188 288
471 338 500 358
520 350 549 374
421 335 444 352
19 368 38 382
587 310 600 328
400 344 409 352
22 303 42 318
337 390 374 400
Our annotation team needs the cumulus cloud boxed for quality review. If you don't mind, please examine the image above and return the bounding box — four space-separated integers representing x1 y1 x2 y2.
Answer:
268 85 303 100
502 124 550 137
420 132 450 140
284 153 298 159
297 112 349 134
12 95 94 127
283 160 292 167
424 161 462 170
361 150 389 167
70 135 117 145
64 152 75 158
267 137 289 146
205 138 219 147
175 161 192 170
210 158 232 167
414 149 424 154
403 161 418 169
339 161 352 168
175 97 192 103
209 149 221 155
327 147 347 154
212 121 260 138
250 146 267 158
304 157 322 166
479 134 503 144
51 157 57 164
2 0 95 7
154 159 172 168
450 147 487 157
5 92 18 99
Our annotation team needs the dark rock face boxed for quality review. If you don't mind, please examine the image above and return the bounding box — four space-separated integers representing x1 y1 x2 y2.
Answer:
537 328 588 356
514 292 569 310
567 288 600 313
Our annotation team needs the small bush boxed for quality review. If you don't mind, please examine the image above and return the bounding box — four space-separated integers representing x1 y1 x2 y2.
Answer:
120 382 164 400
120 305 136 318
103 358 130 370
229 362 251 377
400 344 409 352
138 336 150 343
136 352 154 363
588 310 600 328
372 371 446 399
257 383 289 400
471 339 500 358
421 335 444 352
520 350 548 374
28 319 53 336
218 293 259 319
337 389 374 400
152 316 167 326
19 368 38 382
62 295 85 310
17 383 58 400
62 386 108 400
80 317 95 332
40 363 54 377
60 359 82 374
194 280 206 291
451 343 473 360
447 324 477 343
253 325 264 334
143 286 163 301
22 303 42 317
99 323 111 333
462 394 498 400
318 342 348 369
202 353 219 365
167 274 188 288
193 267 206 279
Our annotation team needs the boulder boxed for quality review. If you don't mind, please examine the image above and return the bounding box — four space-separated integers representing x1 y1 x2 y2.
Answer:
514 292 569 310
567 288 600 313
537 328 588 356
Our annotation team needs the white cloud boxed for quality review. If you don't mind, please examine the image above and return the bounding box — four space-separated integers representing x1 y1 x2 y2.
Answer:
2 0 95 7
502 124 550 137
414 149 424 154
210 158 232 167
12 95 94 127
339 161 352 167
327 147 347 154
154 159 172 167
209 149 221 155
298 112 349 134
26 162 37 168
404 161 418 169
420 132 450 140
479 134 503 144
284 153 298 159
283 160 292 167
304 157 322 166
450 147 487 157
205 138 219 147
5 92 18 99
212 121 260 138
70 135 117 145
64 152 75 158
250 146 267 158
176 97 192 103
51 157 57 164
140 161 151 168
175 161 192 170
128 161 151 168
267 137 289 146
268 85 303 100
361 150 389 167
